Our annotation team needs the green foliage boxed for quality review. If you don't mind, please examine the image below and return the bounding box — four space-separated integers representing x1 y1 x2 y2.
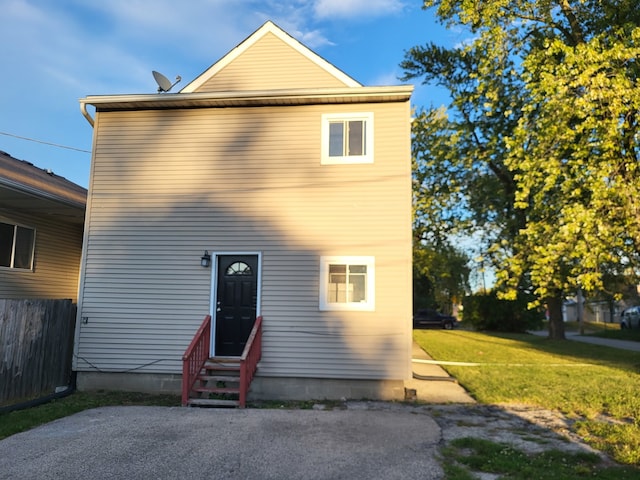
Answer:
414 240 470 312
414 329 640 465
404 0 640 328
504 25 640 299
463 290 543 332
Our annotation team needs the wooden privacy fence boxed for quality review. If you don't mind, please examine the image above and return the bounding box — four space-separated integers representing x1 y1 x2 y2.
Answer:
0 299 76 404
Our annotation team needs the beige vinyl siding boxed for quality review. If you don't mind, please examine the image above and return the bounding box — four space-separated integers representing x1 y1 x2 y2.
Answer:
76 100 412 380
0 209 82 301
195 32 351 92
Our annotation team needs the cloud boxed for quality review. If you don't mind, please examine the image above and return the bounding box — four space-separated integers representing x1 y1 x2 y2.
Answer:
0 0 391 102
313 0 405 19
368 69 404 86
74 1 258 59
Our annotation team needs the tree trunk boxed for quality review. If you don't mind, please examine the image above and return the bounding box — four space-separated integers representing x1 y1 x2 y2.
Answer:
546 294 566 340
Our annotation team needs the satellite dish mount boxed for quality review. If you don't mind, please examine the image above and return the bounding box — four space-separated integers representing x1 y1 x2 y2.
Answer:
152 70 182 93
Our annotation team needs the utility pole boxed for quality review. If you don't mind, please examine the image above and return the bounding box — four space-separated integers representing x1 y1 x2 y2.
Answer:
577 288 584 335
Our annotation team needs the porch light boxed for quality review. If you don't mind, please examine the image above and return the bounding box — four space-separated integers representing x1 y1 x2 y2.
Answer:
201 250 211 268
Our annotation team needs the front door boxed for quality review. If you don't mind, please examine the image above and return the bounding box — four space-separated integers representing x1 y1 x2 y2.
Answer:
214 255 258 357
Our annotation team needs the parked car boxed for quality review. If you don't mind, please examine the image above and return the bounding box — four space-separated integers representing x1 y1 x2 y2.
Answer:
413 309 457 330
621 306 640 329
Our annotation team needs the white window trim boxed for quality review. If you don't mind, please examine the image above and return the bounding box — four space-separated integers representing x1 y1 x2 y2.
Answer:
0 220 36 271
321 112 374 165
319 256 375 311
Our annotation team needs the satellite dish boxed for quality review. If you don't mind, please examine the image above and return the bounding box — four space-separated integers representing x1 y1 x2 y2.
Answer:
152 70 182 93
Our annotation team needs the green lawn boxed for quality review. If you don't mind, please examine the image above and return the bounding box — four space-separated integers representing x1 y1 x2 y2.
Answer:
588 327 640 342
557 320 640 342
414 329 640 466
0 391 180 441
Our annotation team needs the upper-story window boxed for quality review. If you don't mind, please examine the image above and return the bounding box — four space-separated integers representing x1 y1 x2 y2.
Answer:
321 113 374 164
0 221 35 270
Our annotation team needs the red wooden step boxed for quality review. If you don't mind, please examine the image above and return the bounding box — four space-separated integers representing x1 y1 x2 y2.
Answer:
187 398 239 407
197 374 241 383
192 386 239 395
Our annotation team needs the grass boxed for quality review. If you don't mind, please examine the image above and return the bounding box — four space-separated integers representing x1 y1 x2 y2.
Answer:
0 391 180 441
0 391 338 441
414 329 640 468
560 320 640 342
442 437 639 479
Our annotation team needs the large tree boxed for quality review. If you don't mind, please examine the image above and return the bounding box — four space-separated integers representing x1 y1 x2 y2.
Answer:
403 0 640 339
413 238 471 314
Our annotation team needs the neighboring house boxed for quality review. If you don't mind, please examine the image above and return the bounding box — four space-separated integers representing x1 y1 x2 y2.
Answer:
73 21 413 401
0 150 86 301
563 285 640 324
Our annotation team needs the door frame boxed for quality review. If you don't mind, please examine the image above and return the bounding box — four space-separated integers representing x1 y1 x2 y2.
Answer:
209 251 262 356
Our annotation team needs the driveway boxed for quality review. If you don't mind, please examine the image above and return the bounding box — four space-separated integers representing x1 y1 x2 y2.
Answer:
0 405 442 480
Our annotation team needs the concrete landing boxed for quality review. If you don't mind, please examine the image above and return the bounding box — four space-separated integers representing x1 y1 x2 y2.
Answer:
405 341 476 404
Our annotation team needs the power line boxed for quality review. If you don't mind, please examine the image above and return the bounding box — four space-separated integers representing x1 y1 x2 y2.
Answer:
0 131 91 154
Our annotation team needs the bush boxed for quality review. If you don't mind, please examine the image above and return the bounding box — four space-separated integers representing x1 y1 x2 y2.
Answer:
463 291 543 332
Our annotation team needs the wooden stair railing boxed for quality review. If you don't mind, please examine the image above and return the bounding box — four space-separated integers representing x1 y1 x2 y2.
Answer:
182 315 262 408
181 315 211 407
239 315 263 408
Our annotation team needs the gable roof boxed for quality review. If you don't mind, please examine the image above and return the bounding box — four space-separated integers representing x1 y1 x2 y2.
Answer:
180 21 361 93
0 150 87 224
79 21 412 124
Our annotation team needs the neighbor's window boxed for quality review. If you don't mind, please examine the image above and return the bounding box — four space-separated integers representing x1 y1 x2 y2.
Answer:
0 221 35 270
319 256 375 311
321 113 373 164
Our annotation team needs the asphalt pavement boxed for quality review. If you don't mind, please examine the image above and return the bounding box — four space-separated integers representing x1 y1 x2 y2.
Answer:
0 341 469 480
0 403 446 480
15 334 637 480
564 331 640 351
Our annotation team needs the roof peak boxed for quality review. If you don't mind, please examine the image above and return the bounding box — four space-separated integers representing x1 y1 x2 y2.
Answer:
180 20 361 93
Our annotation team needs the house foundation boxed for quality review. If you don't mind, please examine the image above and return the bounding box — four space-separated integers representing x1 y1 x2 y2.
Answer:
76 372 182 395
248 377 406 402
76 371 405 402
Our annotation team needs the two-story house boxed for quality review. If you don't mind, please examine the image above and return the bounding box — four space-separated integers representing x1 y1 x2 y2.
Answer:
73 21 413 403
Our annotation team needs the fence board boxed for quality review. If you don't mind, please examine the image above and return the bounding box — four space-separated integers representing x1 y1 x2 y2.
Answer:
0 299 76 404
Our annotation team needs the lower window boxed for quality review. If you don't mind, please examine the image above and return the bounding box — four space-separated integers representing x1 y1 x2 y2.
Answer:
319 256 375 311
0 221 35 270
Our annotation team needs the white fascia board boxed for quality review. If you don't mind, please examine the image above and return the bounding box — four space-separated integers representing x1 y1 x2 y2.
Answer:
80 85 414 110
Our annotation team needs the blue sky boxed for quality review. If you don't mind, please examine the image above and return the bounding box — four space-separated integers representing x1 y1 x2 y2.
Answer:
0 0 462 188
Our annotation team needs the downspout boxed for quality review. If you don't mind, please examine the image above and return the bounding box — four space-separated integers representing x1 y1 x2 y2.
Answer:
0 372 77 414
80 100 94 127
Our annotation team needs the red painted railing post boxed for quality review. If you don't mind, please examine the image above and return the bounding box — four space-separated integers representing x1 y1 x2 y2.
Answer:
181 315 211 406
239 315 262 408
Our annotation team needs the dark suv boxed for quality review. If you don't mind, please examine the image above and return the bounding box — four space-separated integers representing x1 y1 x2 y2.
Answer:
413 309 457 330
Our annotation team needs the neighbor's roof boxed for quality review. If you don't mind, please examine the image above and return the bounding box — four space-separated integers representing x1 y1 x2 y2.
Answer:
0 150 87 223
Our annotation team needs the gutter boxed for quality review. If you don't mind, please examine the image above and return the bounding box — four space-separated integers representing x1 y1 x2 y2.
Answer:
80 99 94 127
79 85 415 111
0 178 86 210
